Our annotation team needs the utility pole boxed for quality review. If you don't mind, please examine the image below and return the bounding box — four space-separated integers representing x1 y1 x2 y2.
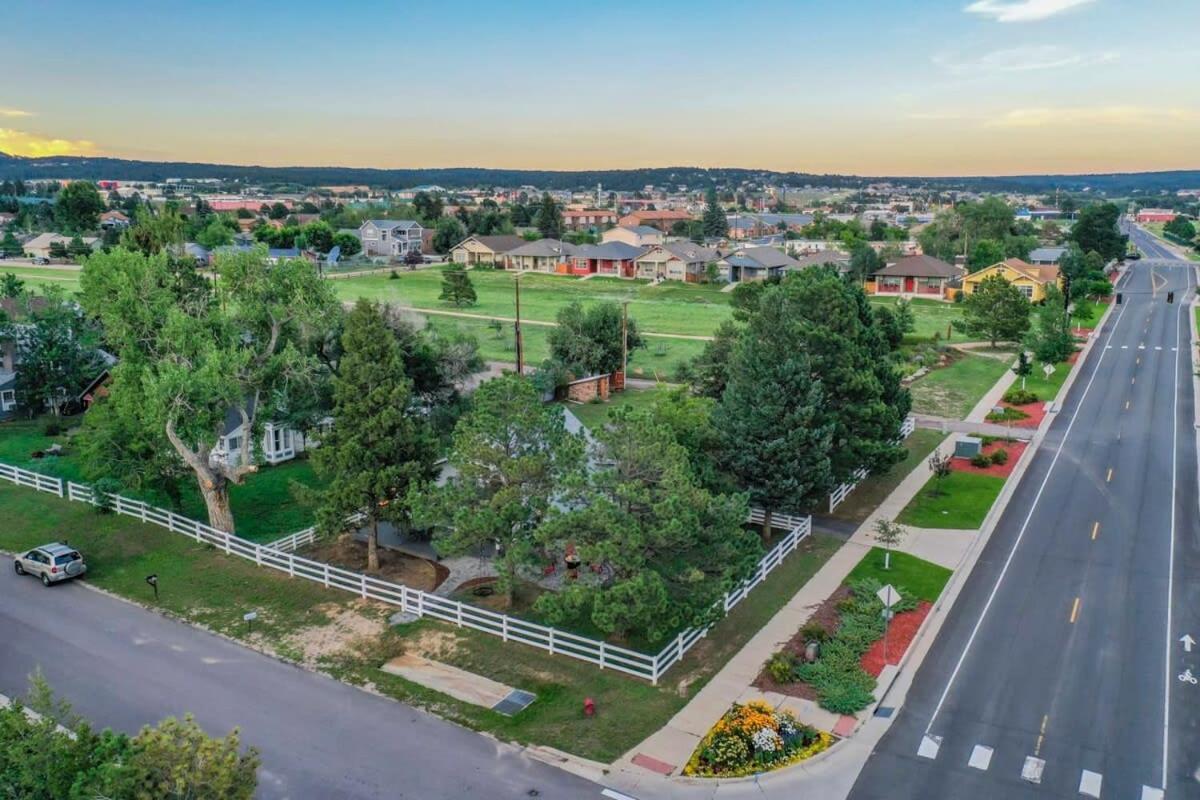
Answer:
514 273 524 376
621 300 629 385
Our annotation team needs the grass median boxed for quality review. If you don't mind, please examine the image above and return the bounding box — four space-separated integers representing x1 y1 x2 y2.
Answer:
909 352 1010 419
897 470 1006 529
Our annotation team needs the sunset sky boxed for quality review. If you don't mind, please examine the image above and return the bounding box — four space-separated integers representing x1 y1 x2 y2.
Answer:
4 0 1197 176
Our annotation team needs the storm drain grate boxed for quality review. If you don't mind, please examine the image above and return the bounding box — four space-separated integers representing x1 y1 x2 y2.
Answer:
492 689 537 716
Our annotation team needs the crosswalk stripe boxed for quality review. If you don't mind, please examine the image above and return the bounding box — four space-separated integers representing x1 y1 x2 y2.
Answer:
967 744 993 770
917 735 941 760
1021 756 1045 784
1078 769 1102 797
1141 787 1164 800
1121 345 1129 349
1155 345 1163 350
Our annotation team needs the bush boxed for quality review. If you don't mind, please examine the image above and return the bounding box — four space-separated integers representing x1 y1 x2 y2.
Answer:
43 421 62 437
970 452 992 468
388 270 399 280
767 651 798 683
1002 387 1039 405
90 477 122 515
800 621 829 644
990 448 1009 466
985 406 1029 423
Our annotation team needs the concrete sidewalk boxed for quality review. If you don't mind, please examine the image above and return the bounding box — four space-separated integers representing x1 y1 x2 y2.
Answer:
911 414 1036 441
618 431 962 776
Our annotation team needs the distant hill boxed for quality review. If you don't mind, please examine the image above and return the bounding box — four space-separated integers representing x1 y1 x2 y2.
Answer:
0 152 1196 195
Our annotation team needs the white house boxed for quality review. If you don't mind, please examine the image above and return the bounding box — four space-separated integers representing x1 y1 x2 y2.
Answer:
211 407 332 468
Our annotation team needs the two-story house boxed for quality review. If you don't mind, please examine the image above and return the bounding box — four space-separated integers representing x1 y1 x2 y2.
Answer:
359 220 424 259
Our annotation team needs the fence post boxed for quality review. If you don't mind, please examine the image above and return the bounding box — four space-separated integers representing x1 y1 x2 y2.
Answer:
455 602 463 628
549 628 555 656
55 477 63 498
288 553 295 577
323 563 330 588
360 574 367 599
502 615 509 642
223 531 231 555
417 590 424 618
676 631 685 663
255 545 262 567
599 641 606 670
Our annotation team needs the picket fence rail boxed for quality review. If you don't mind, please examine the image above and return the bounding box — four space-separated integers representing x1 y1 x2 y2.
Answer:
828 415 917 513
1 461 812 684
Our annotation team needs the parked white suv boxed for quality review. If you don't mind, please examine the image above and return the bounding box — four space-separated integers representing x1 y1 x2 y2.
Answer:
14 543 87 586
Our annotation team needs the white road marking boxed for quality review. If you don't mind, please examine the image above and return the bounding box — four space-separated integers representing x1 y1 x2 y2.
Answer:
1139 344 1147 350
1122 345 1129 349
1079 769 1102 797
1142 787 1164 800
1156 346 1164 350
923 293 1132 735
1021 756 1045 784
967 744 993 770
917 734 941 759
602 789 639 800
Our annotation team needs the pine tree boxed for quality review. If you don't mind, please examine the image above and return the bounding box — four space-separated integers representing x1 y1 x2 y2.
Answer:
537 192 563 239
311 299 437 571
438 268 477 307
702 187 728 238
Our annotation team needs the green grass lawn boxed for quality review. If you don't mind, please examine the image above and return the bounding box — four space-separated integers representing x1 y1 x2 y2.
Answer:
0 416 319 542
908 353 1010 419
563 385 674 432
868 296 963 341
0 266 82 293
897 471 1006 529
1017 357 1072 403
0 477 843 762
827 428 946 523
1071 299 1105 329
846 547 952 603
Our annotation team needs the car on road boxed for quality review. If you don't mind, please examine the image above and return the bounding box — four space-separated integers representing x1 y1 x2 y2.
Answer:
32 256 49 265
1126 251 1141 260
14 543 87 586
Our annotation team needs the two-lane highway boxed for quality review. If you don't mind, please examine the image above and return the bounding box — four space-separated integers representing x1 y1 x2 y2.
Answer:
851 237 1200 798
0 564 604 799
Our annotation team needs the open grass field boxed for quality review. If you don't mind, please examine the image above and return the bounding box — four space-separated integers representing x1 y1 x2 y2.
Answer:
826 428 947 523
846 547 952 603
0 477 843 762
0 417 320 542
0 265 82 292
870 295 963 341
897 470 1006 529
563 384 675 432
908 352 1010 419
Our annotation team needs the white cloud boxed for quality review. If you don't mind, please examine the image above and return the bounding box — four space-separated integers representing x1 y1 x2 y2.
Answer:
985 106 1200 127
965 0 1097 23
934 45 1119 74
0 108 33 118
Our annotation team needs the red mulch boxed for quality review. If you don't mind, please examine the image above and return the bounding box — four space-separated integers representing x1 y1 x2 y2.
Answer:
1066 350 1081 365
860 601 932 677
950 440 1027 478
998 400 1046 429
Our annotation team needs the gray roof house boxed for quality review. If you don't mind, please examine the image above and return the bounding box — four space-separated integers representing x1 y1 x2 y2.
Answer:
873 254 963 299
449 234 526 267
360 219 424 259
635 241 720 282
1028 246 1068 265
505 239 578 272
717 246 802 282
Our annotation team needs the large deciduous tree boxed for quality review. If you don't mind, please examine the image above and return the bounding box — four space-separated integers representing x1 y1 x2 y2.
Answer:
535 407 759 642
80 248 337 532
1069 203 1127 262
310 299 437 571
413 373 583 603
54 181 105 233
960 274 1031 347
546 300 644 377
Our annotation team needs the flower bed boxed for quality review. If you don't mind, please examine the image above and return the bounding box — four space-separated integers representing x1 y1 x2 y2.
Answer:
951 441 1026 478
994 401 1045 428
859 601 932 677
684 701 833 777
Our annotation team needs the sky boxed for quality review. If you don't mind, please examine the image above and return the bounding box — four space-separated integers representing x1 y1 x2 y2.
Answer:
2 0 1198 176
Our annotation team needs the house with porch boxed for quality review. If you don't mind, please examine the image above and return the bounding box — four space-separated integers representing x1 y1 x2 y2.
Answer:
716 246 802 282
634 241 720 282
561 209 619 231
961 258 1062 302
504 239 578 272
449 234 525 267
871 255 962 300
568 242 645 278
211 405 332 468
359 219 424 259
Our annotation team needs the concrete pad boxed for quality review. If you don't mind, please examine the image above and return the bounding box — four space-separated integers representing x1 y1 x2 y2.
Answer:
380 654 514 709
967 744 993 771
917 734 941 759
1141 787 1164 800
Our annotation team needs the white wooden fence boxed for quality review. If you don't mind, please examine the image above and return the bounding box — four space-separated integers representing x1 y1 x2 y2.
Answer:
828 415 917 513
1 461 812 684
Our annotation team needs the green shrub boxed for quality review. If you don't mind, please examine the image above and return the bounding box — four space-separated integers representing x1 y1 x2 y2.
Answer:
43 421 62 437
970 452 992 468
767 651 798 683
990 448 1009 466
389 270 399 280
800 621 829 643
1002 387 1039 405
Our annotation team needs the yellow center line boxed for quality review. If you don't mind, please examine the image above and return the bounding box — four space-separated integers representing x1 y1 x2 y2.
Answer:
1034 714 1049 756
1070 597 1081 623
1092 521 1100 540
1106 468 1113 482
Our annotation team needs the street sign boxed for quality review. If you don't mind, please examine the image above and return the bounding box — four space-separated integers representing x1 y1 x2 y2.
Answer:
243 611 258 622
1042 364 1055 377
877 584 901 609
1182 634 1196 653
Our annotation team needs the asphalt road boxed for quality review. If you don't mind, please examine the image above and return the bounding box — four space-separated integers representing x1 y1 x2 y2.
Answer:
0 565 606 799
850 233 1200 799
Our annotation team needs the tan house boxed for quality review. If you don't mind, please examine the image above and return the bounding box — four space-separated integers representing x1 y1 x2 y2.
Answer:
449 235 525 267
504 239 577 273
872 255 963 300
618 209 694 232
635 242 720 282
962 258 1062 302
602 225 664 248
24 233 99 260
561 209 619 231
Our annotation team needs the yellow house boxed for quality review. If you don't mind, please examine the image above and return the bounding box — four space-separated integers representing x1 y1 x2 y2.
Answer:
962 258 1063 302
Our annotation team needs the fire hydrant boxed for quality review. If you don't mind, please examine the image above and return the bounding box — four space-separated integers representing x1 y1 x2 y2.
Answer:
584 697 596 717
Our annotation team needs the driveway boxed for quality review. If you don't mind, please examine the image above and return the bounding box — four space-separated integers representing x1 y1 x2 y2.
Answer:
0 565 605 799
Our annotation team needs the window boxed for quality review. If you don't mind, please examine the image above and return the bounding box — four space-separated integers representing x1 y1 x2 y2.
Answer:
226 435 241 453
1018 285 1033 298
0 389 14 411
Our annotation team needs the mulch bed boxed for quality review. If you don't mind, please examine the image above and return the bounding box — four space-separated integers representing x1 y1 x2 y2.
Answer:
301 535 449 592
1066 350 1081 365
860 601 932 678
752 586 850 701
950 440 1027 478
998 400 1046 428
